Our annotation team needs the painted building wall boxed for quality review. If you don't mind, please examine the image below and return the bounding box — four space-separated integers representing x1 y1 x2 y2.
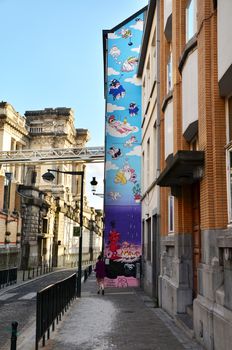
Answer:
104 9 145 288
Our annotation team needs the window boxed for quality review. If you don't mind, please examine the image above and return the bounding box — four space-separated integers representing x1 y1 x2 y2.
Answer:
168 195 174 232
167 53 173 93
3 174 12 212
227 98 232 221
30 127 42 133
142 220 145 257
142 152 145 193
146 58 151 96
151 29 157 84
146 139 150 187
42 219 48 234
146 218 151 261
228 97 232 142
227 151 232 222
186 0 197 42
142 60 151 115
153 122 158 178
142 78 146 115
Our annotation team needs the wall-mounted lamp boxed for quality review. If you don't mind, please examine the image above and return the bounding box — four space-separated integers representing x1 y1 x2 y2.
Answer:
90 177 104 198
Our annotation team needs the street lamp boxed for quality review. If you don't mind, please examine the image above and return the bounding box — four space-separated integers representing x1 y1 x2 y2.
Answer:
42 169 84 297
90 177 104 198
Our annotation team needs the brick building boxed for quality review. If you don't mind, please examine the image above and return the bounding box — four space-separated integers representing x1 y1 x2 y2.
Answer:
140 1 232 348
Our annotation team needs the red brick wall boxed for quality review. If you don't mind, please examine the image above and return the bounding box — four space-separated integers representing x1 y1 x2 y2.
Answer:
197 0 227 229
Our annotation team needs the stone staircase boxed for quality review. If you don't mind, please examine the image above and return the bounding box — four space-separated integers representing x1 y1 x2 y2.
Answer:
175 305 194 339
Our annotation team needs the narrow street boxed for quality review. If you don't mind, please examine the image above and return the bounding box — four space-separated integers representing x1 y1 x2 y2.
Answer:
0 270 205 350
0 269 77 349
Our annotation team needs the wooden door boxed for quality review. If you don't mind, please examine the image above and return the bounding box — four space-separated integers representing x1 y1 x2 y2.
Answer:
192 183 201 298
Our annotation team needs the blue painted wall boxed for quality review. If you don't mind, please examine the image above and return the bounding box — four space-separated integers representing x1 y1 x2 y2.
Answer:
104 10 145 287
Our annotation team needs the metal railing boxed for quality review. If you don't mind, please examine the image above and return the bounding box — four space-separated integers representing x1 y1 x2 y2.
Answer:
84 265 92 282
35 273 76 350
0 267 17 289
22 265 53 282
35 264 93 349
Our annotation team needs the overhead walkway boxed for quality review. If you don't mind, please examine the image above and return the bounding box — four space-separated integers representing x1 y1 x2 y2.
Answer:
0 146 105 164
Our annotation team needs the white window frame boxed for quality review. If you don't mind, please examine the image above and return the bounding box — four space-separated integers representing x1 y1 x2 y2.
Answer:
168 195 174 233
226 97 232 223
142 77 146 116
167 53 173 93
186 0 197 42
146 58 151 99
151 29 157 84
146 138 150 188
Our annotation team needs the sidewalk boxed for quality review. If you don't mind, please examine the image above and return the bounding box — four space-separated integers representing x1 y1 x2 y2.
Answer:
37 274 204 350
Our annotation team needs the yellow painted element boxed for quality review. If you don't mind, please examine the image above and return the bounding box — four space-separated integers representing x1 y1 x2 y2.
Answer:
114 171 127 184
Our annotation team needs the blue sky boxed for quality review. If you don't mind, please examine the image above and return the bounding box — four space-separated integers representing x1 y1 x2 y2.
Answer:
0 0 148 208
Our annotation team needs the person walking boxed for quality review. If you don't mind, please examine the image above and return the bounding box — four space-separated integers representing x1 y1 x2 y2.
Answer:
95 255 106 295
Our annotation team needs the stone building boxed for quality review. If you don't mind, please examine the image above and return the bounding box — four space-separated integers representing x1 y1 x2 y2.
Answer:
139 1 232 349
0 102 103 270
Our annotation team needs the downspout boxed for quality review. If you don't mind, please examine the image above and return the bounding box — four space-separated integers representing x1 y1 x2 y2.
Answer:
102 30 109 255
156 0 162 308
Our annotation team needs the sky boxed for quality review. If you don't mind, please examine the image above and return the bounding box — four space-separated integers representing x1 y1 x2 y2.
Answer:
0 0 148 208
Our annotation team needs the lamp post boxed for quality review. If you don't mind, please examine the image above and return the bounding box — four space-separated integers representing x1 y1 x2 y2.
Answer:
42 169 84 297
90 177 104 198
90 177 105 254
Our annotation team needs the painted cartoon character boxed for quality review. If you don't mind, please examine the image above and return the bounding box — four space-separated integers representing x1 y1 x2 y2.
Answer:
107 115 137 136
121 57 138 72
129 102 139 116
124 135 137 147
109 45 121 60
109 79 126 100
133 183 142 203
122 162 137 183
117 277 128 288
121 28 133 46
114 161 137 184
108 191 121 201
108 146 121 159
108 228 121 259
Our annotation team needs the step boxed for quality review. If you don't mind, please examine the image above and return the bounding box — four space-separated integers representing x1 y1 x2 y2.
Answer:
186 304 193 318
175 313 194 339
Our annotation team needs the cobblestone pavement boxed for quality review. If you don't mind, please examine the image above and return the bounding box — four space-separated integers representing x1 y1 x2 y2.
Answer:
36 274 204 350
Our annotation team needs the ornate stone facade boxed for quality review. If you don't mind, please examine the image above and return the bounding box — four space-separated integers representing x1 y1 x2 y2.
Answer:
0 103 103 270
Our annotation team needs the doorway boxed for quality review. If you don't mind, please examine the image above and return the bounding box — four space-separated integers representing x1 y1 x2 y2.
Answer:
152 214 160 305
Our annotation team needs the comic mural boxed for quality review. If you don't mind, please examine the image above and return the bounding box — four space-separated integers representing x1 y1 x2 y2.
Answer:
104 10 145 288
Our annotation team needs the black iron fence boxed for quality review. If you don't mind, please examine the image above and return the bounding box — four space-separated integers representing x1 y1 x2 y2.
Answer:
35 272 76 350
84 264 92 281
22 265 53 282
0 267 17 289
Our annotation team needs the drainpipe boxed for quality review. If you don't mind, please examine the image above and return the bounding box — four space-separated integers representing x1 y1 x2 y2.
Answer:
156 0 162 308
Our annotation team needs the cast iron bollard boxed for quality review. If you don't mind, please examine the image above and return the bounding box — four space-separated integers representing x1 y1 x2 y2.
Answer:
11 321 18 350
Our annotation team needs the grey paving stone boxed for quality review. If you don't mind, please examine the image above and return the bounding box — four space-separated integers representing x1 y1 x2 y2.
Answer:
33 274 204 350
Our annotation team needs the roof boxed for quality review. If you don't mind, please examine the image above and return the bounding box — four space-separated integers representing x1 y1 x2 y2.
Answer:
137 0 157 77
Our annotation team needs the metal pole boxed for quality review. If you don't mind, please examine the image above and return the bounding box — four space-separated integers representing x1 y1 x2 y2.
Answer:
76 173 83 297
11 321 18 350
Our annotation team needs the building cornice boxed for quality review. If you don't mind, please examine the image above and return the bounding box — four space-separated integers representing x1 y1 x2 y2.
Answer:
137 0 156 77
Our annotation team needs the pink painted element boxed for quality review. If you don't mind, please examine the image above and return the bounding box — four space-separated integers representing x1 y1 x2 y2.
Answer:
104 276 140 288
105 243 141 263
